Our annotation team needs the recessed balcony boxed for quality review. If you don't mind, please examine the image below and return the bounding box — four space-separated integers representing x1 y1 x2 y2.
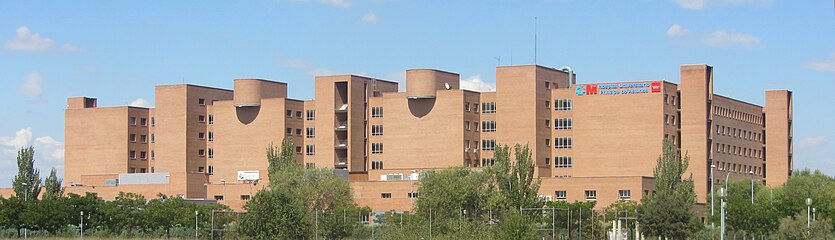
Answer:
335 139 348 149
335 121 348 131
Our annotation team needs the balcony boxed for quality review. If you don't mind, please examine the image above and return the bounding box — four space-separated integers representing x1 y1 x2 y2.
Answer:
337 158 348 165
335 121 348 131
335 104 348 113
335 140 348 149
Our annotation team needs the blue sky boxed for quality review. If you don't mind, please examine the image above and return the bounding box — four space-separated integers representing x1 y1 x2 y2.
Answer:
0 0 833 187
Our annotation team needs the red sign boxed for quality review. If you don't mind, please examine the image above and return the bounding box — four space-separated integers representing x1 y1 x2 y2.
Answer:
587 84 598 95
650 82 661 93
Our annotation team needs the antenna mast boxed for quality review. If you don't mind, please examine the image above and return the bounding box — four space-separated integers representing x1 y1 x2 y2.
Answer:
534 17 537 65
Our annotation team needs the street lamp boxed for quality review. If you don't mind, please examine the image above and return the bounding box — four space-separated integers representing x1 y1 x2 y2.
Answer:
719 187 727 240
22 182 28 239
806 198 813 229
220 178 226 204
165 174 171 198
195 210 199 239
710 164 716 230
81 211 85 238
749 170 755 204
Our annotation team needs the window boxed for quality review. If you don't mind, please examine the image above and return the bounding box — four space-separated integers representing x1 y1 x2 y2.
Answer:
306 145 315 155
151 117 155 127
555 191 567 201
286 128 292 135
140 118 147 126
545 82 551 89
214 195 224 201
408 192 419 199
545 100 551 109
286 110 293 117
555 118 573 130
671 116 676 125
295 146 303 154
198 166 205 173
671 96 676 105
372 143 383 154
208 115 214 124
465 121 471 131
295 111 302 118
129 151 136 159
545 138 551 147
140 134 148 143
481 120 496 132
198 115 206 122
465 102 470 111
545 157 551 165
619 190 631 200
198 149 206 156
555 137 573 149
473 104 479 112
585 190 597 200
241 195 251 201
381 193 392 199
296 128 302 136
555 156 572 168
372 125 383 136
198 132 206 139
545 119 551 128
198 98 206 105
665 114 669 124
306 163 315 169
208 148 214 158
140 151 147 159
371 161 383 170
306 128 315 138
482 139 496 151
151 151 155 160
555 99 573 111
208 132 213 141
372 107 383 118
306 110 315 120
481 102 496 113
129 168 136 173
129 134 137 142
139 168 146 173
129 117 137 125
481 158 495 166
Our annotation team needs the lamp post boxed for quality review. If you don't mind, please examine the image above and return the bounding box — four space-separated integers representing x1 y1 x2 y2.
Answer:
806 198 813 229
710 164 716 230
749 170 755 204
165 174 171 197
22 182 28 239
220 179 226 204
80 211 84 238
720 187 727 240
195 210 199 240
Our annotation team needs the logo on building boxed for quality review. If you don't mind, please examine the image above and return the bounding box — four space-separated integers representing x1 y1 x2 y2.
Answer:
575 85 586 96
651 82 661 93
586 84 598 95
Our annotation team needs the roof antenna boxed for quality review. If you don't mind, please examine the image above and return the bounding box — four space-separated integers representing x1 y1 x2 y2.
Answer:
534 17 537 65
494 57 501 66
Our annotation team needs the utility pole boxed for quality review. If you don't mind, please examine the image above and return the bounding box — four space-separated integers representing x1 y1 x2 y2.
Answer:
81 211 85 238
195 210 199 240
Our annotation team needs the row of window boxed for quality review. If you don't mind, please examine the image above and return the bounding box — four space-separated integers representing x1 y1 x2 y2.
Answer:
663 94 677 106
716 125 762 143
463 102 480 112
128 117 149 126
380 192 419 199
464 140 480 153
664 114 677 126
555 137 573 149
713 105 763 125
544 189 632 201
286 110 304 119
213 195 251 201
714 143 763 159
554 156 572 168
555 99 573 111
127 167 148 173
716 162 762 175
128 150 149 160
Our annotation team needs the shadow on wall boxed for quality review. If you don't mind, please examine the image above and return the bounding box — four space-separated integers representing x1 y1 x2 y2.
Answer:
236 106 260 125
408 98 435 118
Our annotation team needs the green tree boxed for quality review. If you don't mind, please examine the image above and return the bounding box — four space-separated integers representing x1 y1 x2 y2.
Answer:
414 167 487 235
637 139 699 238
239 189 311 239
485 144 542 212
777 212 834 239
99 192 148 234
773 169 835 229
709 180 780 235
492 211 536 240
0 197 26 237
12 146 41 201
42 167 63 200
144 195 191 238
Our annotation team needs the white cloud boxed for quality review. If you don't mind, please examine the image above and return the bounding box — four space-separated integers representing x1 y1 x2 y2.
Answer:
0 128 65 187
62 43 81 51
666 24 691 38
703 30 762 48
459 75 496 92
361 13 379 23
801 52 835 73
4 26 54 51
18 72 43 97
674 0 774 10
129 98 150 108
798 136 828 149
318 0 351 8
